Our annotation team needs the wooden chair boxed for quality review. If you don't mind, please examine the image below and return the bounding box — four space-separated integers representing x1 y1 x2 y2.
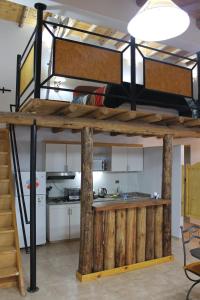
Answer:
181 225 200 300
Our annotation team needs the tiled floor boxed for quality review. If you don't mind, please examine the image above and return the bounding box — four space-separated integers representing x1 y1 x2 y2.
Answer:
1 239 200 300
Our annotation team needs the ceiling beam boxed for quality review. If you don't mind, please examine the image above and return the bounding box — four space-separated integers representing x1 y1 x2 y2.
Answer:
18 6 29 28
1 111 200 138
81 24 97 42
98 28 118 46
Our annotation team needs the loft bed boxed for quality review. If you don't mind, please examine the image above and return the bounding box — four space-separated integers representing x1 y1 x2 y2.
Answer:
14 7 198 119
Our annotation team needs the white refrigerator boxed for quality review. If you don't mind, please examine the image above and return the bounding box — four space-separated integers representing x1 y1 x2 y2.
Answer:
15 171 46 248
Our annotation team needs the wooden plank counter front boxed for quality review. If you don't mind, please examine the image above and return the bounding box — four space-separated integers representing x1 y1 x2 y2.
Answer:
77 198 173 281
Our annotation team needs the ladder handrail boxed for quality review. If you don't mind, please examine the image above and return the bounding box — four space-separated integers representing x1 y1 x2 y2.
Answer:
9 124 29 254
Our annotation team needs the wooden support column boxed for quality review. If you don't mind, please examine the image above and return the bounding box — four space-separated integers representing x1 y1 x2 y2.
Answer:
78 127 94 275
162 134 173 257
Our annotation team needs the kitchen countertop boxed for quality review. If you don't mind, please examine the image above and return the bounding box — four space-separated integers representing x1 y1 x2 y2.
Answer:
47 192 152 205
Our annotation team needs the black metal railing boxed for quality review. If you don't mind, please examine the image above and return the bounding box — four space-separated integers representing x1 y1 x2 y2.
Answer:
9 123 30 254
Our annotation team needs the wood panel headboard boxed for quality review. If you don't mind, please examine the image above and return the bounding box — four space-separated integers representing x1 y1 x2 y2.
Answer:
54 39 122 84
144 58 192 98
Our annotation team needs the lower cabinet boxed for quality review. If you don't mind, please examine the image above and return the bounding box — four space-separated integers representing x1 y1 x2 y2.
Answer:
47 203 80 242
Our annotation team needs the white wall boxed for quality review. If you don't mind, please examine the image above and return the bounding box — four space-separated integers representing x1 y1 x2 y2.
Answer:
0 20 33 112
137 145 183 238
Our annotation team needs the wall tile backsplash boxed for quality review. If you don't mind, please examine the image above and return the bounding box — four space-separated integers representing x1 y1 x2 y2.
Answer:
47 171 139 197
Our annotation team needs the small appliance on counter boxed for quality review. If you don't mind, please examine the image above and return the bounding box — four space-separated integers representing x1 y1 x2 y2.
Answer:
98 187 107 198
64 188 80 202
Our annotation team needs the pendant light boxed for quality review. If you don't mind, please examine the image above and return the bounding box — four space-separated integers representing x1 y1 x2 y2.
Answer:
127 0 190 41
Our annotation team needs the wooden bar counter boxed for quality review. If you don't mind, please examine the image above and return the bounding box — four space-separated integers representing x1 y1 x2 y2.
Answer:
77 198 173 281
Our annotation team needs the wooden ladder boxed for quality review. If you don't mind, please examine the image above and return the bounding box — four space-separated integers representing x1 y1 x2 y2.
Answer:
0 128 25 295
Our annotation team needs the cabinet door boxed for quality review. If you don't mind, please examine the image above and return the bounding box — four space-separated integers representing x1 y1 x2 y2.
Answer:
46 144 67 172
69 204 80 239
111 147 127 172
48 205 70 241
67 144 81 172
127 148 143 171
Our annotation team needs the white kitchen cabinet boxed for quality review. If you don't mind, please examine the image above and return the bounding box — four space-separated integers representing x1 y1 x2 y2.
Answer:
111 147 127 172
47 203 80 242
127 148 143 171
47 205 70 241
67 144 81 172
45 144 67 172
111 146 143 172
69 203 80 239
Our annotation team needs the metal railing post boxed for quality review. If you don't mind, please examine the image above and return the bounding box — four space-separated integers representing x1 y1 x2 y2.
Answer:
28 120 38 293
9 125 29 252
130 36 136 110
197 52 200 102
16 54 21 111
34 3 46 98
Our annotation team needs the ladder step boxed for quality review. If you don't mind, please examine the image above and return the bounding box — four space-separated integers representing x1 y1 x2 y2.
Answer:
0 227 14 234
0 210 12 215
0 166 9 179
0 246 16 254
0 267 19 279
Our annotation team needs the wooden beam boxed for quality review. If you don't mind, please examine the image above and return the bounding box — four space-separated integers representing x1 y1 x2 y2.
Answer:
78 127 94 275
1 111 200 138
18 6 29 28
98 28 117 46
162 135 173 257
137 114 163 123
162 135 173 200
81 24 97 42
115 33 130 49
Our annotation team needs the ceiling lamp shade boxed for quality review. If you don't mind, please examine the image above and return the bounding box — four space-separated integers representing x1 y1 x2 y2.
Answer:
127 0 190 42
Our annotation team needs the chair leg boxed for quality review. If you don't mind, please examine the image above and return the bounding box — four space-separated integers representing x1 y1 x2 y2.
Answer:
186 280 200 300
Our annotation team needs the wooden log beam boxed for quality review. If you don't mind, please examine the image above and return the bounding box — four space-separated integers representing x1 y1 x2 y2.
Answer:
104 210 115 270
18 6 29 28
78 127 94 275
136 207 146 263
162 135 173 199
155 205 163 258
162 135 173 257
145 206 155 260
115 209 126 267
93 211 104 272
1 111 200 138
126 208 137 265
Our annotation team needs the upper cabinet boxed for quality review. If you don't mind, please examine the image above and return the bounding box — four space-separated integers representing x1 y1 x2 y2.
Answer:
127 148 143 171
111 147 143 172
111 147 127 172
46 143 143 173
46 144 67 172
67 144 81 172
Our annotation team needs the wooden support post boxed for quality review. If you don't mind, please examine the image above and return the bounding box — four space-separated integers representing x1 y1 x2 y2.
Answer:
162 134 173 257
78 127 94 275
